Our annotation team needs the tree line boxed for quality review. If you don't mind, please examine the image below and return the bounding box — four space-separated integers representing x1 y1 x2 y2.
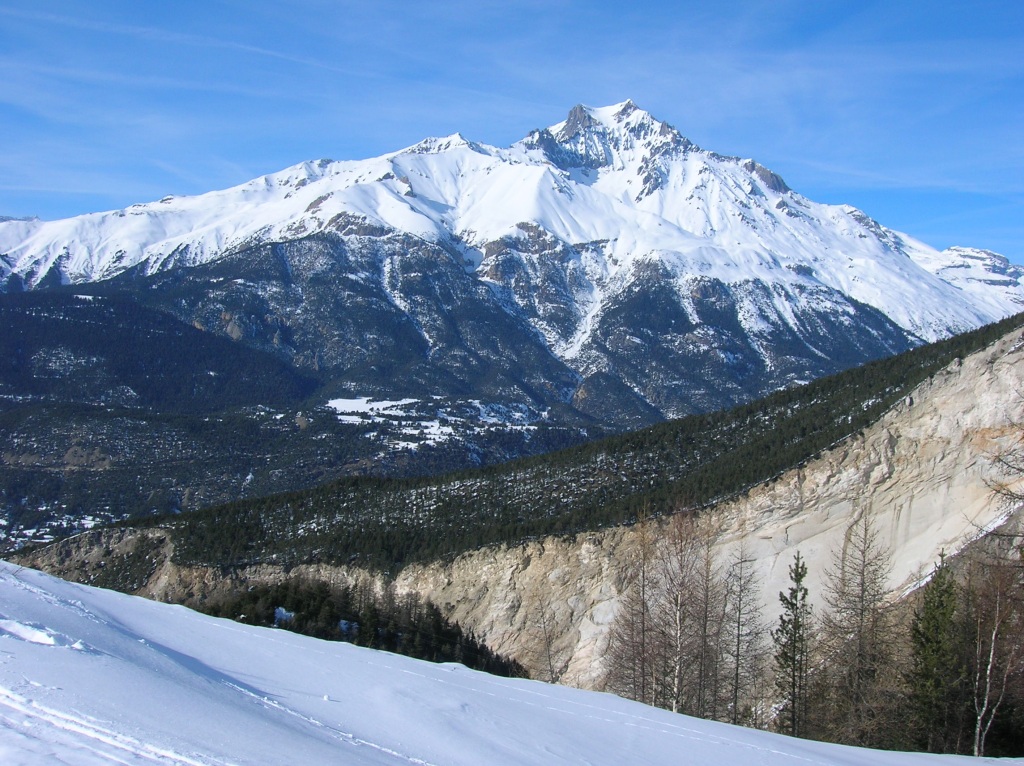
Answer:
603 512 1024 757
200 577 524 678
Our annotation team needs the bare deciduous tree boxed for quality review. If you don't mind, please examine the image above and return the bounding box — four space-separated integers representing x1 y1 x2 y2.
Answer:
524 586 571 684
817 512 902 746
605 510 659 705
607 511 768 724
654 513 702 713
722 535 770 728
963 551 1024 756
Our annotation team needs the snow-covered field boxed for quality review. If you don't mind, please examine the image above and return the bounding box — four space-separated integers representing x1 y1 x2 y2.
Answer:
0 562 1012 765
325 396 539 450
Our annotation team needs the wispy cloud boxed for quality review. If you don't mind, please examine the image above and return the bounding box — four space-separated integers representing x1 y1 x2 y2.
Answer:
0 7 377 78
0 1 1020 259
0 59 286 98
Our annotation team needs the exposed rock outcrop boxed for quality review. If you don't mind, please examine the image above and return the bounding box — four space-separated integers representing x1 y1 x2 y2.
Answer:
393 326 1024 687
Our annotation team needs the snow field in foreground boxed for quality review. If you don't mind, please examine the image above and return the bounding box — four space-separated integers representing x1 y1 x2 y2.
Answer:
0 561 1014 765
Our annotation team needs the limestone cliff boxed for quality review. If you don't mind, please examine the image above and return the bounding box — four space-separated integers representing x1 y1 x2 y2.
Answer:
375 328 1023 686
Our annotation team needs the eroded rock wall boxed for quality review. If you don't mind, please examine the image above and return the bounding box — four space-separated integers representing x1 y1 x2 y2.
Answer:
385 328 1024 687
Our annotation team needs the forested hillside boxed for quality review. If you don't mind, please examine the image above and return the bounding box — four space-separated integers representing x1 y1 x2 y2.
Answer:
158 312 1024 571
0 291 592 547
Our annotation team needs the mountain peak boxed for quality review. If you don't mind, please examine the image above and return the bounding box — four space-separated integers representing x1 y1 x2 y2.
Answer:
554 100 664 136
403 132 482 156
557 103 602 142
520 100 692 170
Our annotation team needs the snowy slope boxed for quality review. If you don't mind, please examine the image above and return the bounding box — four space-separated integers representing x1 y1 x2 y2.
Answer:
1 101 1020 346
0 562 1009 766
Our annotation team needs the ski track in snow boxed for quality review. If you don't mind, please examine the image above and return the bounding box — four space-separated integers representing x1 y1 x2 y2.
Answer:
0 686 221 765
222 682 440 766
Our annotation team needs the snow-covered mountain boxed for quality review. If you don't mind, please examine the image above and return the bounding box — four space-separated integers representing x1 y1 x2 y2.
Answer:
2 101 1022 425
0 561 1001 765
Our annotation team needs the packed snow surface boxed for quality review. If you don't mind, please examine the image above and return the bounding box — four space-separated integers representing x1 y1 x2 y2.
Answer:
0 562 1011 765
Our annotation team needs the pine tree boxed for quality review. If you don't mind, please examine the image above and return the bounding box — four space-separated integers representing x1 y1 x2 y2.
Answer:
908 556 967 753
773 551 813 738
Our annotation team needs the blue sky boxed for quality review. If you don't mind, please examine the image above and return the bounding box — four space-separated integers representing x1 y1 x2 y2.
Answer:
1 1 1022 261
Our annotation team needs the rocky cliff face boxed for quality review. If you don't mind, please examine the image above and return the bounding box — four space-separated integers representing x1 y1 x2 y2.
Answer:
394 325 1024 687
15 326 1024 689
